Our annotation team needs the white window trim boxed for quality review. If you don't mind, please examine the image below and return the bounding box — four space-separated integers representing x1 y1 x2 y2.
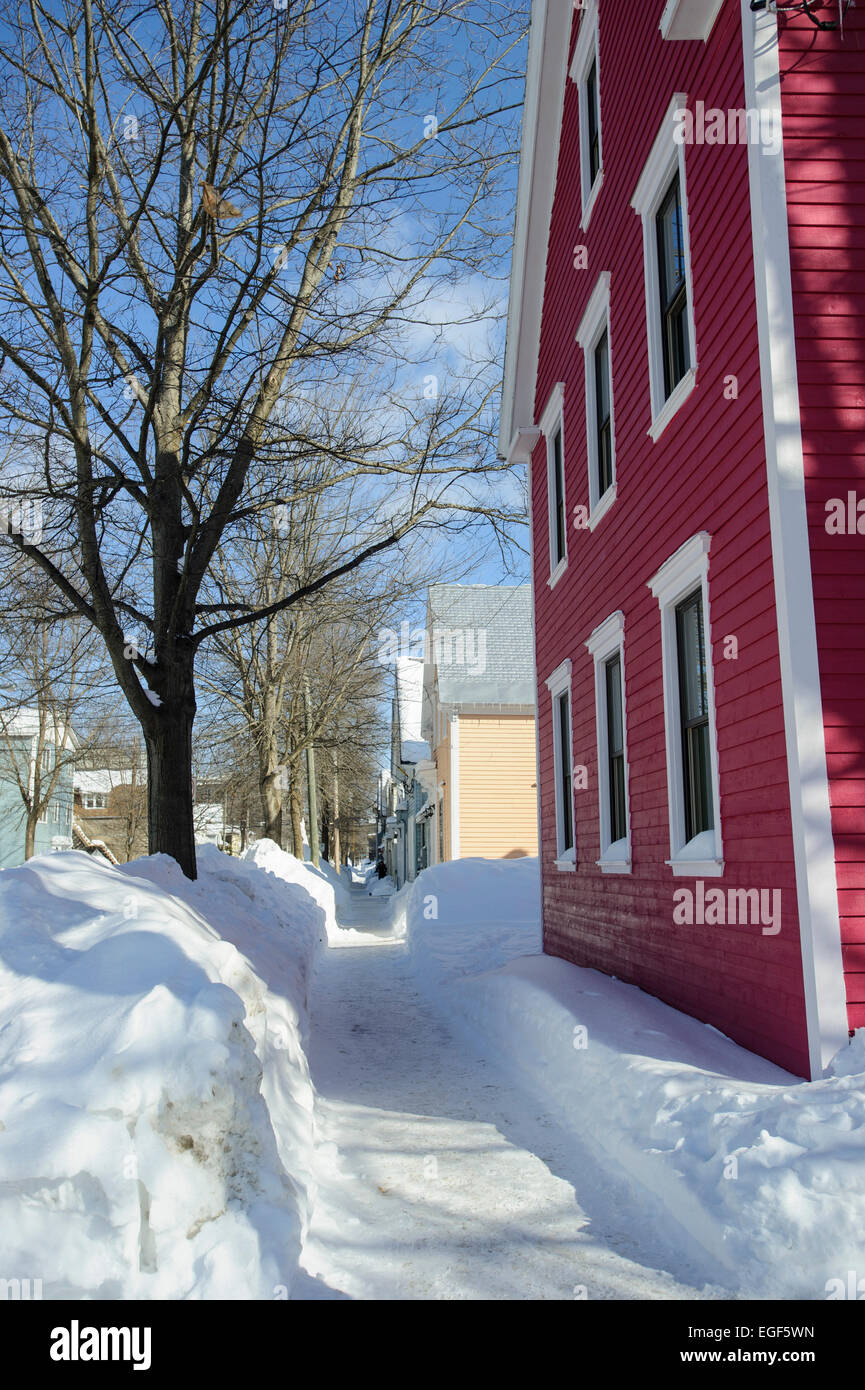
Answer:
631 93 698 439
586 611 631 873
569 0 603 231
648 532 723 876
540 382 567 587
576 272 617 526
545 658 576 870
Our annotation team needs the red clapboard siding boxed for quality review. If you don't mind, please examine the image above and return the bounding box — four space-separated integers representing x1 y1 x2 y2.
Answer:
530 0 810 1075
780 3 865 1031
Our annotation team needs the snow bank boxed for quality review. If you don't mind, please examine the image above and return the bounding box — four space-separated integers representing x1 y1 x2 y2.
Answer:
0 841 329 1299
404 858 865 1299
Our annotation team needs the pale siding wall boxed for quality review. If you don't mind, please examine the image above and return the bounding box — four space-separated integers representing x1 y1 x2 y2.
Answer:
434 720 451 862
457 715 538 859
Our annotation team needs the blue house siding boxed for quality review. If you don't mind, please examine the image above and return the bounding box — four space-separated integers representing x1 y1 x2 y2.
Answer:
0 735 76 868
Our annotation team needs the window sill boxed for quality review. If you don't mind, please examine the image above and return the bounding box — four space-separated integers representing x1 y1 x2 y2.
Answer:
648 367 696 442
547 556 568 590
588 482 617 531
597 857 631 874
554 856 576 872
580 170 604 232
667 858 724 878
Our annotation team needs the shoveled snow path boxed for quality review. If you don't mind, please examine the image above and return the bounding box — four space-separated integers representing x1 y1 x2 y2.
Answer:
296 887 724 1301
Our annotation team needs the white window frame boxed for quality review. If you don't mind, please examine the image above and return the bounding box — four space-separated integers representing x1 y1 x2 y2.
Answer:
540 383 567 588
631 93 698 441
648 532 723 876
569 0 603 231
576 272 616 529
586 610 631 873
545 658 576 870
83 791 107 810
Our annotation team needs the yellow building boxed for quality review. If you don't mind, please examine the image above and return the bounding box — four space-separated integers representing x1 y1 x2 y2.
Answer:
421 585 538 862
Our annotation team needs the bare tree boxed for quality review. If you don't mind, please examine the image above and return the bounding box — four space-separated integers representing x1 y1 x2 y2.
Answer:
0 0 526 876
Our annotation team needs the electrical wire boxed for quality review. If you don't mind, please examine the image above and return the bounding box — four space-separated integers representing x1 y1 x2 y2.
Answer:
750 0 853 29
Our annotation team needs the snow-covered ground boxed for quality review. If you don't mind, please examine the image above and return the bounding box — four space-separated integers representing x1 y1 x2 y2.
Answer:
0 841 329 1299
397 858 865 1300
2 843 864 1300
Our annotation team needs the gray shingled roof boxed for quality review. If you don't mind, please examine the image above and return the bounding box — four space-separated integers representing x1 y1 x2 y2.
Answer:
425 584 535 706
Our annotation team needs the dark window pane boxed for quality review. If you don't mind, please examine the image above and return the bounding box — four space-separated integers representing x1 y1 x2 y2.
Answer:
559 691 573 852
586 59 600 186
552 427 565 564
605 655 627 843
656 174 690 398
605 655 623 754
594 331 612 496
676 591 713 841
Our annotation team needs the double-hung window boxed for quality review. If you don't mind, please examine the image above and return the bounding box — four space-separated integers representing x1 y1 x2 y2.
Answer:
571 0 603 229
540 383 567 587
676 589 712 842
545 659 575 869
631 94 697 440
576 272 616 527
656 173 689 399
587 611 631 871
648 533 723 875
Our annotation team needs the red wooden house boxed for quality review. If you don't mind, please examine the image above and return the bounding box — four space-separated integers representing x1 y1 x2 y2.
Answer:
499 0 864 1078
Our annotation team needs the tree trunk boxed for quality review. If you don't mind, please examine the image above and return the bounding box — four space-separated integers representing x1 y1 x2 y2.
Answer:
144 647 198 879
261 768 283 846
332 761 341 874
303 676 319 868
289 765 303 859
24 813 37 860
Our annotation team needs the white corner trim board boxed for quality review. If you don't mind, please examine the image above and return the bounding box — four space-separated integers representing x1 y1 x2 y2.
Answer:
497 0 572 458
740 0 848 1079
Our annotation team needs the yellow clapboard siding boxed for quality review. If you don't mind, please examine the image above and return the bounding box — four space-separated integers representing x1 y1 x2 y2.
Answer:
456 715 537 859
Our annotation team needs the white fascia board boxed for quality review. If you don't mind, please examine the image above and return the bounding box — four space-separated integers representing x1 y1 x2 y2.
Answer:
741 0 848 1079
498 0 573 458
506 425 541 466
661 0 724 41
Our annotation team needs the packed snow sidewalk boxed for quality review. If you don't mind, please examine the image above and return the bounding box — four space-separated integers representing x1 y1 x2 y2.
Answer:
298 873 715 1300
396 859 865 1301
